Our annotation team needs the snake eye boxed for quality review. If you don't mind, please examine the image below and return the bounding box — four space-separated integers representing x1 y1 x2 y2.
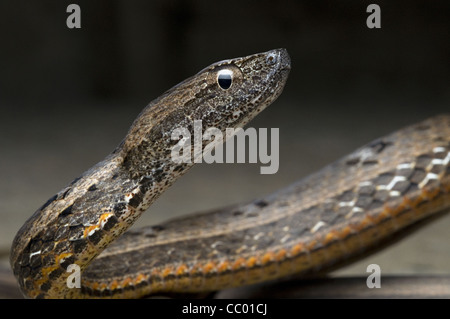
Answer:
217 69 233 90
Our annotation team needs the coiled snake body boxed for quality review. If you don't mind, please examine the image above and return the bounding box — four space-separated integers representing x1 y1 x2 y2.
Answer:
10 49 450 298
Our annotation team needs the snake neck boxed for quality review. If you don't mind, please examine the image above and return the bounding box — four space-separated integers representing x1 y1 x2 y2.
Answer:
10 152 194 298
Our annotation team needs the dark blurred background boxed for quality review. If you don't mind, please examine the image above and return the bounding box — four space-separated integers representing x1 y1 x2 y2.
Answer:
0 0 449 283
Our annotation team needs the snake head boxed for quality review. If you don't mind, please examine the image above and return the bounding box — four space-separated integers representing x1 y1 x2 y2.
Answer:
121 49 291 167
194 48 291 128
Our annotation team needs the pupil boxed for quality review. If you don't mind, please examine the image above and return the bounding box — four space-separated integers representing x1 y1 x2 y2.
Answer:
217 70 233 90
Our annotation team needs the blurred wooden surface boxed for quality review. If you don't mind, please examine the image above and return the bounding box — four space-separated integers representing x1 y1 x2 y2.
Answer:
215 275 450 299
0 267 22 299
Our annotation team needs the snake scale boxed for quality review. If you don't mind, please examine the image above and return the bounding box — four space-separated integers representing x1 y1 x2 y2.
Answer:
10 49 450 298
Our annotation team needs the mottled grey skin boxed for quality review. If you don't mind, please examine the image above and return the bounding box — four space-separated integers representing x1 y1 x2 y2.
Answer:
10 49 291 298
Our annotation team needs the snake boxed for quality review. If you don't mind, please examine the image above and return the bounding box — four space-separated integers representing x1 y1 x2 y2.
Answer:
10 48 450 299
